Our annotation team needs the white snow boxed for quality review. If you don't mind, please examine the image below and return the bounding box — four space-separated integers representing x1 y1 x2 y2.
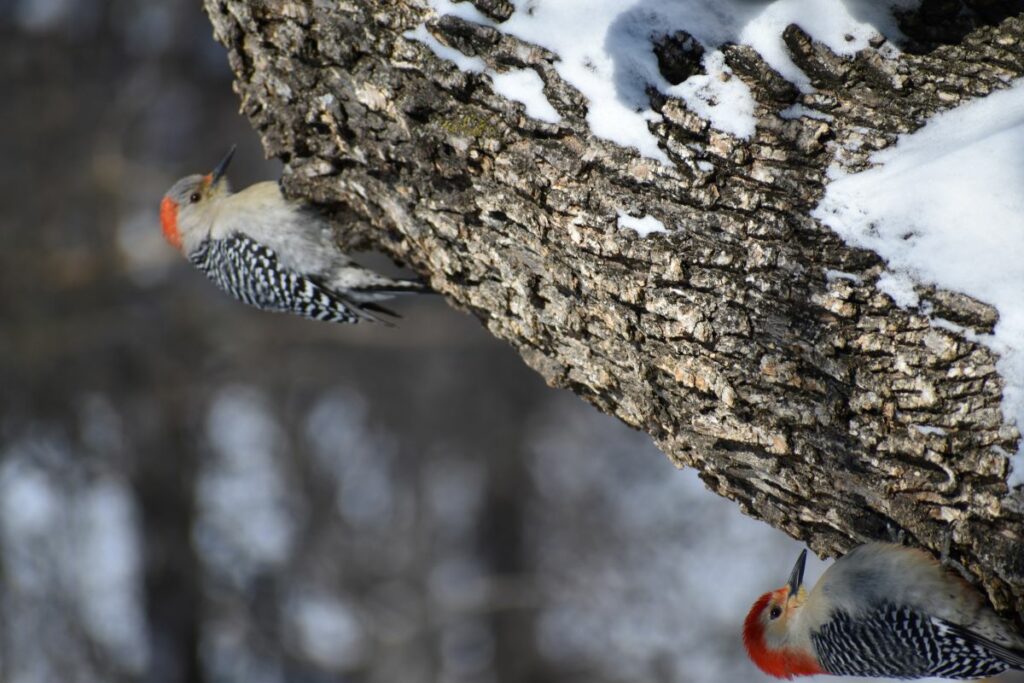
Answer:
668 50 756 139
406 23 486 73
734 0 914 89
617 210 669 237
814 80 1024 484
824 269 864 284
915 425 947 437
406 24 561 125
876 271 919 308
782 103 835 122
490 68 561 124
415 0 919 161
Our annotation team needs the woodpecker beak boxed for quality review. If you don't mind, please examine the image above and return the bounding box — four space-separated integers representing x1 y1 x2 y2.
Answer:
210 145 237 186
787 549 807 598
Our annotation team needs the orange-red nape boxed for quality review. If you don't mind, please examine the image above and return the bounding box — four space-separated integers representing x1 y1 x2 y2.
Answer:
743 591 825 679
160 196 182 249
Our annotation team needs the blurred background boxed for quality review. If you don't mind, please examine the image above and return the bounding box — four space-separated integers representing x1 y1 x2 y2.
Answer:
1 2 1011 683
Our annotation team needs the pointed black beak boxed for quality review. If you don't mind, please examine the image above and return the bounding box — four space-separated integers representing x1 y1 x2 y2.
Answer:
210 145 237 186
787 549 807 598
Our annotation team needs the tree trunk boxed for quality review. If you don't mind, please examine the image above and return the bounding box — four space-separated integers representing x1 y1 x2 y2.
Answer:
201 0 1024 617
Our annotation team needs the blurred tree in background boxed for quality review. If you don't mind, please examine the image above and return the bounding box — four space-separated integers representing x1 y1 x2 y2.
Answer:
0 2 947 683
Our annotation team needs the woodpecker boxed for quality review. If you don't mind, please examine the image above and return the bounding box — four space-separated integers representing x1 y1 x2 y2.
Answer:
159 146 428 323
743 542 1024 680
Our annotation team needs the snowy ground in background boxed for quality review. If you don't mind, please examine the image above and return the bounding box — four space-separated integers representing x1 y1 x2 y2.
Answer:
0 389 947 683
815 81 1024 484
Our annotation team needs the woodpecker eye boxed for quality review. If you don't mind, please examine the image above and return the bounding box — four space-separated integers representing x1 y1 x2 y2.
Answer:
769 606 782 620
189 192 201 203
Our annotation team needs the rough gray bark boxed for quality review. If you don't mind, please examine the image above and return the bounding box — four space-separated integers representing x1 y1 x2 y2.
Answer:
202 0 1024 617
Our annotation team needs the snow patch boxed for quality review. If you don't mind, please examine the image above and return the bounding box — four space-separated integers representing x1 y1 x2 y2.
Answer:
415 0 919 162
914 425 947 437
735 0 915 91
876 271 919 308
490 68 561 124
405 24 560 124
617 210 669 237
824 269 864 284
813 80 1024 484
405 23 485 73
781 103 835 122
667 50 755 139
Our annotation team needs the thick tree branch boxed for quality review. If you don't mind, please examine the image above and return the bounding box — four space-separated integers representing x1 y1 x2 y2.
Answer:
202 0 1024 616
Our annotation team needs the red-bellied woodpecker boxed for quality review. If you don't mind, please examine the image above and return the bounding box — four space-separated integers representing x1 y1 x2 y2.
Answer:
159 146 428 323
743 542 1024 679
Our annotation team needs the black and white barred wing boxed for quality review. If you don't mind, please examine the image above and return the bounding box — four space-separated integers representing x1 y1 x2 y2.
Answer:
811 604 1018 679
188 233 388 324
